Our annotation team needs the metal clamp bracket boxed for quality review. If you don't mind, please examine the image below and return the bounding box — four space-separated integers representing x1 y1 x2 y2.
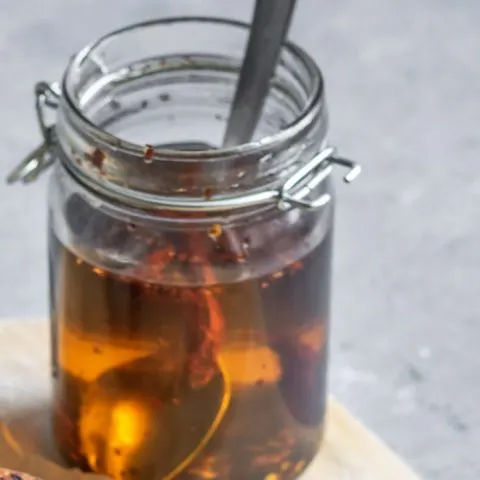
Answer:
6 82 60 184
278 146 360 210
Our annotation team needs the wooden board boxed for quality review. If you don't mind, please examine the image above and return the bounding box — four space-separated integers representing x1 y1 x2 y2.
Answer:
0 320 420 480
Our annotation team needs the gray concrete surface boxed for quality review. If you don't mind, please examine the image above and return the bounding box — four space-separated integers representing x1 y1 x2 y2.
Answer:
0 1 479 478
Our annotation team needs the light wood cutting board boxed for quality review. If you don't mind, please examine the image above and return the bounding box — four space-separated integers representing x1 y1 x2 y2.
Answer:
0 320 420 480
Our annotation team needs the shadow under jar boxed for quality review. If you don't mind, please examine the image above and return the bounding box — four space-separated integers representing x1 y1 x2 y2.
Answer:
28 17 359 480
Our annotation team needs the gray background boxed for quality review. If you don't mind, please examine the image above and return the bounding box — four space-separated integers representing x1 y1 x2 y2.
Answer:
0 1 478 478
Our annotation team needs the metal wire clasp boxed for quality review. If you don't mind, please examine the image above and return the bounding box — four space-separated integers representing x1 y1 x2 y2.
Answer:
6 81 60 184
277 146 361 210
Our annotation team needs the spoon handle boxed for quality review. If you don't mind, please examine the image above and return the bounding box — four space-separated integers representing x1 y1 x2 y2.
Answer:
223 0 298 147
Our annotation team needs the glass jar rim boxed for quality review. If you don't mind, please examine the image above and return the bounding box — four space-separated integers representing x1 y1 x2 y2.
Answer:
62 16 324 161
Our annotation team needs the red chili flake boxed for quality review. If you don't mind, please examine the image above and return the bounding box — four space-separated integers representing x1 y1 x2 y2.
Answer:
92 267 105 277
91 148 105 170
290 260 303 272
136 247 171 279
143 144 155 163
203 187 215 200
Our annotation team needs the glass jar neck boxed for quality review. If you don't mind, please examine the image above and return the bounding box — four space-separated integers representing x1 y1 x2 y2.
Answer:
56 17 328 212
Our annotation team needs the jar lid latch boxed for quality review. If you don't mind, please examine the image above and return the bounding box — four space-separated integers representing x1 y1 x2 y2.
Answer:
6 81 60 184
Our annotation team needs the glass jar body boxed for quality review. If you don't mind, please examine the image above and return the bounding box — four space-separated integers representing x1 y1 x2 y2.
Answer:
48 161 334 480
40 15 343 480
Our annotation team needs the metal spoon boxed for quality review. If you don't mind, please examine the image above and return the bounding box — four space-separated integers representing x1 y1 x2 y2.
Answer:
223 0 298 147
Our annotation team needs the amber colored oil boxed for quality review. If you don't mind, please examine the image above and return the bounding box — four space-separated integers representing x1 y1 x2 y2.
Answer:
49 225 332 480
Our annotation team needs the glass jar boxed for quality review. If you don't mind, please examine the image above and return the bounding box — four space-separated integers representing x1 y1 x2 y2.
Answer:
8 17 359 480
